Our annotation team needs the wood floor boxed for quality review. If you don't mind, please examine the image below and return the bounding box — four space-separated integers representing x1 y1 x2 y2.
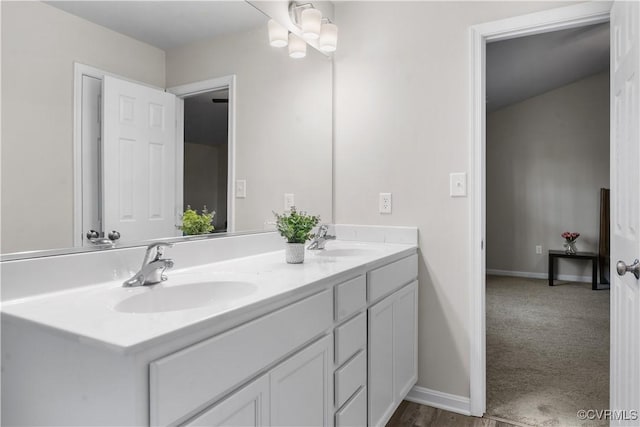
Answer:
387 401 522 427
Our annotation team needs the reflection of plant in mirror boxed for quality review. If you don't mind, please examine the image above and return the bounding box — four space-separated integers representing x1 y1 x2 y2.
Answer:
274 207 320 243
179 205 215 235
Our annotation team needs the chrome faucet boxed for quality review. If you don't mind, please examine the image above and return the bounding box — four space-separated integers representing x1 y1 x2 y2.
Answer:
123 242 175 287
307 224 336 250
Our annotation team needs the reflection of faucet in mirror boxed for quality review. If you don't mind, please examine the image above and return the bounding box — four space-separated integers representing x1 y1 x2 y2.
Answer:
123 242 175 287
307 224 336 250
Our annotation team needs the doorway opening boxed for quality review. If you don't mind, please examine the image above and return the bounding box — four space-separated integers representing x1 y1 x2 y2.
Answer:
168 75 236 234
468 2 614 419
182 89 230 233
485 23 610 425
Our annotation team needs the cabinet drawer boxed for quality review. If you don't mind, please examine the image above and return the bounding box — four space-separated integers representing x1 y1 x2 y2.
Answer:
335 386 367 427
367 254 417 303
150 289 333 427
334 350 366 408
334 275 366 322
334 312 366 366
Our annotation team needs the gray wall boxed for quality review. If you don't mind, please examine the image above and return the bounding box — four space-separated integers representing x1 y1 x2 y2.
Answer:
1 1 165 253
487 72 610 278
333 0 576 398
165 25 333 232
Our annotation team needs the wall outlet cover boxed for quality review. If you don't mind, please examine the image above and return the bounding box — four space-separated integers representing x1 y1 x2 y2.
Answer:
379 193 392 214
284 193 295 211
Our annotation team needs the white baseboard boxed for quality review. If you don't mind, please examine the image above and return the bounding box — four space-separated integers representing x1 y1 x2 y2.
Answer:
486 268 591 283
405 385 471 416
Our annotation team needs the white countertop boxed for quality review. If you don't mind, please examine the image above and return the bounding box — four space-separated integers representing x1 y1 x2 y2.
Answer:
1 240 416 353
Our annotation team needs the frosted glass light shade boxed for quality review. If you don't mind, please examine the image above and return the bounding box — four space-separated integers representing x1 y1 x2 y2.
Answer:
288 33 306 58
268 19 288 47
319 22 338 52
301 8 322 40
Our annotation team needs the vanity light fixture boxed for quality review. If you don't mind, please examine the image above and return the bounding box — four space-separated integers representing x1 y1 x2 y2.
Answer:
288 33 307 58
319 20 338 52
300 7 322 40
268 19 288 47
269 2 338 58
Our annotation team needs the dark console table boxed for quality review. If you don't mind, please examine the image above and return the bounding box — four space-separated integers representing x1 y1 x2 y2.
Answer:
548 250 602 290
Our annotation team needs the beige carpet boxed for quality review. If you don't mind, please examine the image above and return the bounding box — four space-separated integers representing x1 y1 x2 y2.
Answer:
486 275 609 427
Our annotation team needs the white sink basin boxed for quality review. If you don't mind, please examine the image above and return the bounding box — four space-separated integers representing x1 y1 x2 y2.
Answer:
113 281 257 314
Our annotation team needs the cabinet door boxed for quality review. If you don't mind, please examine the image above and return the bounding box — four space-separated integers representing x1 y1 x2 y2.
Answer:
393 281 418 400
270 335 332 427
184 375 269 427
368 293 395 427
368 281 418 427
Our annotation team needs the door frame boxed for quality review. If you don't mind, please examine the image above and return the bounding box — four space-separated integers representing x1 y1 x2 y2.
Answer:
167 75 237 233
468 2 612 416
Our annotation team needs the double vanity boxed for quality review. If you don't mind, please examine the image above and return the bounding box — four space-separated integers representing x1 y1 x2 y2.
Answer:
1 225 418 427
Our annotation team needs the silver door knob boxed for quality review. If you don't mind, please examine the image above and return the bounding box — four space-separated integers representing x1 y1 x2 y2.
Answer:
616 259 640 279
86 230 100 240
108 230 121 241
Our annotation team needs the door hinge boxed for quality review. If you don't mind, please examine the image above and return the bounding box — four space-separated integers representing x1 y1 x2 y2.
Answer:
481 239 484 250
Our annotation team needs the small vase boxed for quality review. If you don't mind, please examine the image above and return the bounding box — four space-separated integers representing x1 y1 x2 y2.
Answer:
285 243 305 264
564 239 578 255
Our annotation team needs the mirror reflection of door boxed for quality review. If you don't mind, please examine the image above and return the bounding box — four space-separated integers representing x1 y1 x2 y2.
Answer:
80 70 181 246
182 89 229 233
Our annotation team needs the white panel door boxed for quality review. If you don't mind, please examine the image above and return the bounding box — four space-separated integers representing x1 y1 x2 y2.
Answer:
102 76 177 243
184 375 270 427
610 2 640 425
270 335 332 427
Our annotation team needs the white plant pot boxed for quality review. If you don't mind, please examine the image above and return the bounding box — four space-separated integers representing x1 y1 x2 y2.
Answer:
285 243 305 264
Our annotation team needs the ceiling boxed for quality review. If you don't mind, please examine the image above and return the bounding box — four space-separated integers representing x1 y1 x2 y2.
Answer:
486 22 610 112
46 1 267 50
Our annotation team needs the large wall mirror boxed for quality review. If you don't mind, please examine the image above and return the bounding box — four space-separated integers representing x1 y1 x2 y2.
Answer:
1 1 333 256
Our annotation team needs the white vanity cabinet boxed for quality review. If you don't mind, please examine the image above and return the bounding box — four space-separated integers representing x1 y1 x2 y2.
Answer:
185 335 332 427
270 335 333 426
184 375 270 427
1 239 419 427
367 255 419 427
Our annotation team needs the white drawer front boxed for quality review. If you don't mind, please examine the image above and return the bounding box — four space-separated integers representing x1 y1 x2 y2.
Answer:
334 275 366 322
367 254 417 303
150 289 333 427
335 386 367 427
334 350 366 408
334 312 366 366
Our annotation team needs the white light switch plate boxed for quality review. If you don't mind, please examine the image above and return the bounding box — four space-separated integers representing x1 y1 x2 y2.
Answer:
236 180 246 198
284 193 295 211
450 173 467 197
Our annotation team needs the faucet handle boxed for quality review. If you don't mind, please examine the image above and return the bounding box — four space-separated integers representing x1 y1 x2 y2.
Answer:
316 224 329 238
143 242 174 266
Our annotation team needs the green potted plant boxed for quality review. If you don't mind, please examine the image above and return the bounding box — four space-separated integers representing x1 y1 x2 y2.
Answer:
274 206 320 264
179 205 215 235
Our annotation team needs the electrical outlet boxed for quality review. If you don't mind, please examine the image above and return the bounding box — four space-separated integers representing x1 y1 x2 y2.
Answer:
236 180 246 198
536 245 542 254
379 193 392 214
284 193 295 211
